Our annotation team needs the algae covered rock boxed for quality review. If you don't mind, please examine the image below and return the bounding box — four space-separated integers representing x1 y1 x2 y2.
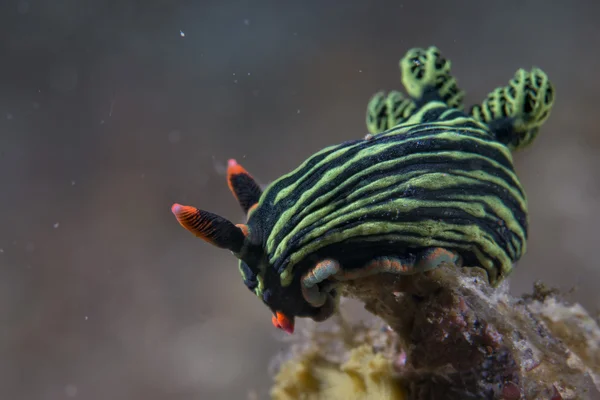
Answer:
269 265 600 399
271 344 405 400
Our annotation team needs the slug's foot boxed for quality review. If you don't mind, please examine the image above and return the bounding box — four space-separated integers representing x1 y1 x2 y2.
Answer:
333 248 462 282
416 247 463 272
470 67 555 151
300 249 462 308
400 46 465 109
301 259 342 308
310 292 337 322
366 90 417 134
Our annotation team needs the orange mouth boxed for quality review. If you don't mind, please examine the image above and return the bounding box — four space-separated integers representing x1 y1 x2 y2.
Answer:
271 311 294 334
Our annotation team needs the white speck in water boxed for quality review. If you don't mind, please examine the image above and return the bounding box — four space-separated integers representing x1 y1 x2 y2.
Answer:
65 384 78 397
179 30 185 37
247 72 251 76
359 69 363 73
84 316 88 321
53 223 60 229
6 113 13 120
233 79 238 84
0 249 3 253
297 109 301 114
232 72 236 76
243 19 250 26
71 180 76 186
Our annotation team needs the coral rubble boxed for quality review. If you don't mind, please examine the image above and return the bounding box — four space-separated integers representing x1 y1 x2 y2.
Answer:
270 264 600 400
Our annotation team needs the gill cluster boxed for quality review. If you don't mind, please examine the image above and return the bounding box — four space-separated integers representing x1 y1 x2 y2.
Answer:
367 47 554 153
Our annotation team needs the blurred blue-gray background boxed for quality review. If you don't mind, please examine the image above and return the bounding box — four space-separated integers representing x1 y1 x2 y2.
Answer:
1 1 599 399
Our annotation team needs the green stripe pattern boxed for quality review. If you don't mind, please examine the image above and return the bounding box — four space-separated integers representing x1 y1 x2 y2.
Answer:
247 100 527 289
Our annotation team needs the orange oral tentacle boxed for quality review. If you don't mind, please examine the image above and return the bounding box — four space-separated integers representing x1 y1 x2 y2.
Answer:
275 311 294 334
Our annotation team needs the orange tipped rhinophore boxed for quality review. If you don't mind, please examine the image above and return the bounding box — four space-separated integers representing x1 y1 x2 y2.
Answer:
170 203 246 253
226 158 248 184
226 159 263 215
171 203 197 222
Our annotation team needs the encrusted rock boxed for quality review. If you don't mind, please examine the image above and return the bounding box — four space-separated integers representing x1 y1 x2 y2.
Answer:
270 264 600 399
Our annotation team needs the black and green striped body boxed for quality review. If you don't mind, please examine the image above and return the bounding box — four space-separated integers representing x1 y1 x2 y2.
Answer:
251 100 525 283
242 100 526 320
171 46 554 333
